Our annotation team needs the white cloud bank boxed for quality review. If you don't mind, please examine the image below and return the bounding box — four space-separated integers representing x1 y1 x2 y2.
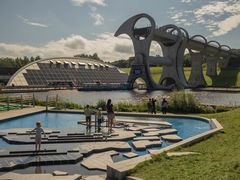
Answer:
194 0 240 37
169 0 240 37
71 0 106 6
0 33 134 62
17 15 48 28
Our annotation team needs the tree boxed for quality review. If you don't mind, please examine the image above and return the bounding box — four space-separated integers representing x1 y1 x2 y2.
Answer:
74 53 103 62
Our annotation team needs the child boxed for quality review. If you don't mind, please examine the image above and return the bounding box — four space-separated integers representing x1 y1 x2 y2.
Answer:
30 121 46 151
96 108 103 132
84 105 92 128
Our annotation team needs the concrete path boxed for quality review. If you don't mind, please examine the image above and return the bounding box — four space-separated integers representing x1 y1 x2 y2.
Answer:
167 152 200 157
123 152 139 158
0 172 82 180
132 140 162 150
84 175 105 180
161 134 182 141
133 136 160 141
0 106 46 122
141 128 161 133
143 128 177 136
117 119 172 127
81 150 119 171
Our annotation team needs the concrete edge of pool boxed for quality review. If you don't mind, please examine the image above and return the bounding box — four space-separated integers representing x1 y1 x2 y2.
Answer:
0 107 223 180
106 118 223 180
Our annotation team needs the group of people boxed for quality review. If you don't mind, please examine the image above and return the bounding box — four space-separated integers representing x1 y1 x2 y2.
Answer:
147 97 168 114
84 99 115 133
30 98 168 152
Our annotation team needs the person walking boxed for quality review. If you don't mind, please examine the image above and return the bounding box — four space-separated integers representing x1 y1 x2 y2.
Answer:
106 99 115 133
152 98 156 114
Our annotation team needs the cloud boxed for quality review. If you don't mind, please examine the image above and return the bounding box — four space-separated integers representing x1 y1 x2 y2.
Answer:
114 44 133 54
193 0 240 37
168 0 240 37
71 0 106 6
90 12 104 26
17 15 48 28
168 10 193 26
180 0 196 3
212 14 240 36
89 6 104 26
0 33 133 62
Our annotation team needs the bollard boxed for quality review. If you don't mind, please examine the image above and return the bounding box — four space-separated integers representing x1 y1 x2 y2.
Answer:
32 93 35 107
7 96 10 111
55 94 58 109
20 95 23 109
95 113 97 132
46 95 49 111
64 102 66 110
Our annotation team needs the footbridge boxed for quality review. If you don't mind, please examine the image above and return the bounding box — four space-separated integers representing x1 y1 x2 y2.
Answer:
115 13 240 90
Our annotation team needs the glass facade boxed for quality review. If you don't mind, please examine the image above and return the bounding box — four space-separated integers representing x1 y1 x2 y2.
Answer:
7 57 128 87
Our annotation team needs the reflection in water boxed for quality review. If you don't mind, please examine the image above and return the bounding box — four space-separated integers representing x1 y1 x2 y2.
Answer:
1 89 240 106
34 156 46 174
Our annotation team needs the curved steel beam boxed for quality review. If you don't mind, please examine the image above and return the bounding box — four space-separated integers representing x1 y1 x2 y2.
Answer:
220 44 231 52
190 35 207 44
159 24 182 46
114 13 155 41
208 40 221 49
179 27 189 39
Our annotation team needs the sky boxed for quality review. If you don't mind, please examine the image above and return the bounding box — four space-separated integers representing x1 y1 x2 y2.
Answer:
0 0 239 62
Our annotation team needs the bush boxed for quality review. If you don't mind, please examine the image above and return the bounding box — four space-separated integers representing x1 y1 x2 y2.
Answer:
96 99 106 110
167 91 216 114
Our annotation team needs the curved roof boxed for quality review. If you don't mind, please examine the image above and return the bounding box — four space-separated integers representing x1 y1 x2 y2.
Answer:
7 57 128 87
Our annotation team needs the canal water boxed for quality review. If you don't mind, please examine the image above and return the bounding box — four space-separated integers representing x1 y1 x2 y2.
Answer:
1 89 240 106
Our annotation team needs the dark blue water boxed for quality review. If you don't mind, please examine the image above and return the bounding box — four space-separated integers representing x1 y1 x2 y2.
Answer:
0 112 211 149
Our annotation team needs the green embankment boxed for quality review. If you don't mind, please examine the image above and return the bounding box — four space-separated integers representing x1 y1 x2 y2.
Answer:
130 108 240 180
121 67 240 87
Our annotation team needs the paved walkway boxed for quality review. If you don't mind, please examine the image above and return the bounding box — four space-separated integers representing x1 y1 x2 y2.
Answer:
0 172 82 180
0 106 46 121
117 119 172 127
81 150 119 171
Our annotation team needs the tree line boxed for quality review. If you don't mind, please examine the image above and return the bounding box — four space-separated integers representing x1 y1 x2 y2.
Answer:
0 53 103 69
0 56 41 68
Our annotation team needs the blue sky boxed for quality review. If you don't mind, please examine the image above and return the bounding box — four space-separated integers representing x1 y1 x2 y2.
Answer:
0 0 239 61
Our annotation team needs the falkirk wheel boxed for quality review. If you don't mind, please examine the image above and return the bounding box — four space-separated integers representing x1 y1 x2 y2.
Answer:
115 13 238 90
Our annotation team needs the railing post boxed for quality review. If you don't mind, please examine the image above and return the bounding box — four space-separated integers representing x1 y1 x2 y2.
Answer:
20 95 23 109
55 94 58 109
32 93 35 107
7 96 10 111
46 95 48 111
64 102 66 110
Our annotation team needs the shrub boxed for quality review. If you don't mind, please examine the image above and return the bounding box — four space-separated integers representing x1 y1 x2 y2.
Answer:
167 91 214 113
96 99 106 110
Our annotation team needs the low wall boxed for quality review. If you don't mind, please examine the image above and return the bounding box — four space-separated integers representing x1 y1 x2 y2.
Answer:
106 116 223 180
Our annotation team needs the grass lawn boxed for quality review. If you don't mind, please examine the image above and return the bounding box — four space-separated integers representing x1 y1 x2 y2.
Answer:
121 67 240 87
130 108 240 180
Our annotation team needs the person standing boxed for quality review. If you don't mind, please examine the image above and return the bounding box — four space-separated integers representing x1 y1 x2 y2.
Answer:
161 98 168 114
29 121 46 151
147 98 152 114
84 105 92 128
106 99 115 133
96 108 103 132
152 98 156 114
